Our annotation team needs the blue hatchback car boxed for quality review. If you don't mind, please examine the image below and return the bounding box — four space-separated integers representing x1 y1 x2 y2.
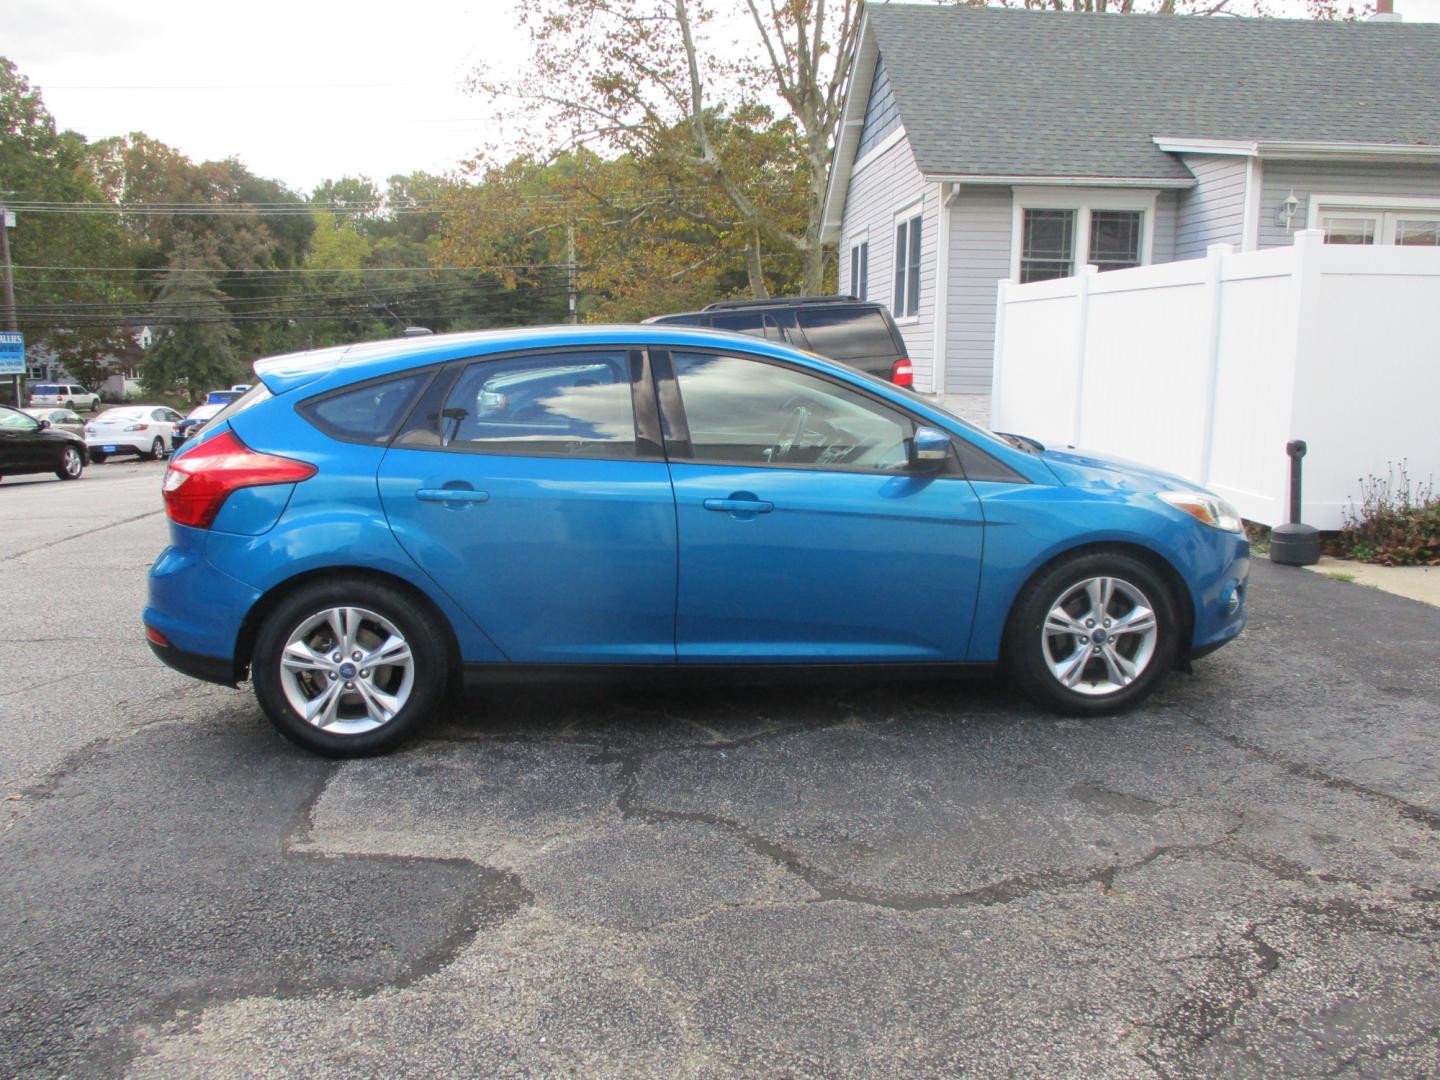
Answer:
146 325 1248 756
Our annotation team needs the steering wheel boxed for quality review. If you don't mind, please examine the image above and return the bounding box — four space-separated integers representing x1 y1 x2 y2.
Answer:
774 399 811 462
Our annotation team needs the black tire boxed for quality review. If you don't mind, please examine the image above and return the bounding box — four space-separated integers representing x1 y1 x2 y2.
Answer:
90 400 100 412
251 577 451 757
147 436 165 461
90 453 107 464
55 446 84 481
1005 551 1179 717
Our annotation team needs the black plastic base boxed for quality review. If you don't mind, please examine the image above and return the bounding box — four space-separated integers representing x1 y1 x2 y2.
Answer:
1270 522 1323 567
148 638 240 687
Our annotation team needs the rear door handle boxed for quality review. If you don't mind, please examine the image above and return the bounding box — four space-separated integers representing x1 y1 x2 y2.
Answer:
703 497 773 514
416 487 490 503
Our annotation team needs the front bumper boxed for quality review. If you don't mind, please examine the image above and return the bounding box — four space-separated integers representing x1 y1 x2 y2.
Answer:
1188 540 1250 661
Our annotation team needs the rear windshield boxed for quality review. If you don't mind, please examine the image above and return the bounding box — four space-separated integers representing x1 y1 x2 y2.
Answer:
205 382 273 430
793 308 898 361
34 385 60 395
206 390 241 406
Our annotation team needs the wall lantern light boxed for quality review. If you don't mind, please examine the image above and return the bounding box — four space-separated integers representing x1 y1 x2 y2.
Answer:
1276 190 1301 230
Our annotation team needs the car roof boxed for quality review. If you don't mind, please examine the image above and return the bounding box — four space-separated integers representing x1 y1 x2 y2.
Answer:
253 324 858 396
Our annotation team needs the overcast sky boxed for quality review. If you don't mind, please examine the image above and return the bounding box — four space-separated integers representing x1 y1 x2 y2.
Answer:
7 0 1440 196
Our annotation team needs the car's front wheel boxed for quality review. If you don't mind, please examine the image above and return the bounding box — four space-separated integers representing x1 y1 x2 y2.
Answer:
1006 552 1179 716
252 578 450 756
55 447 84 481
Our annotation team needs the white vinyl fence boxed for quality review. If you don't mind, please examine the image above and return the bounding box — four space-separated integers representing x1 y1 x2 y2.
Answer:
991 229 1440 529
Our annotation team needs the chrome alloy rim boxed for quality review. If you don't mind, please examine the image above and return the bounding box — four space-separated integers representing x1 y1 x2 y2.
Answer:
61 448 82 477
278 606 414 734
1041 576 1158 697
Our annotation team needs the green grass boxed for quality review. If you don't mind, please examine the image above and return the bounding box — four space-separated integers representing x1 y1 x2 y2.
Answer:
1322 571 1357 583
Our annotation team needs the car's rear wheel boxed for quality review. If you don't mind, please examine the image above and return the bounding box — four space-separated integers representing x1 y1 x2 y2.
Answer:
147 436 165 460
252 578 449 756
1006 552 1179 716
90 400 100 412
55 447 84 481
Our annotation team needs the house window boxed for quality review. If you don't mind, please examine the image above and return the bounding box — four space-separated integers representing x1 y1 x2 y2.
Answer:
1088 211 1143 271
893 211 921 319
1316 205 1440 247
1020 209 1076 283
850 239 869 300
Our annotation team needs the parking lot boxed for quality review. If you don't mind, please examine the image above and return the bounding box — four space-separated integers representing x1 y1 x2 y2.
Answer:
2 464 1438 1078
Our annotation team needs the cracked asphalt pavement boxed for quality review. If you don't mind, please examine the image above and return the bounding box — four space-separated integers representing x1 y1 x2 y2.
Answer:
2 466 1438 1078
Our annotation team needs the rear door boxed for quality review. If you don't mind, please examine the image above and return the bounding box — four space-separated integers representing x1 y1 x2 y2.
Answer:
656 348 984 663
790 306 904 381
377 348 678 664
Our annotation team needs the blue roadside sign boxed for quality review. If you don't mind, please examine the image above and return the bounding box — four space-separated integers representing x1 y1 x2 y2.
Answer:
0 332 22 375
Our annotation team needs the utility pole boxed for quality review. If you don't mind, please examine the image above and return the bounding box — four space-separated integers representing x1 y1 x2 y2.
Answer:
1 206 20 406
566 222 578 325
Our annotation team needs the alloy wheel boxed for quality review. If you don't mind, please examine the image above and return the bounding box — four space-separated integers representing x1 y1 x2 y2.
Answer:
1041 576 1159 697
278 606 415 735
61 448 82 477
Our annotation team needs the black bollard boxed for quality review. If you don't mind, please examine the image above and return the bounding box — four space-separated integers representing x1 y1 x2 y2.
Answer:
1270 439 1322 566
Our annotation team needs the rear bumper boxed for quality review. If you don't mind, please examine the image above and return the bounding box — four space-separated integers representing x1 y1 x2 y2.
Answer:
147 638 239 687
87 440 147 456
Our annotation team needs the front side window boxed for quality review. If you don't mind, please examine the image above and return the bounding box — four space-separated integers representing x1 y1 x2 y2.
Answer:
1020 209 1077 283
441 350 636 458
893 213 922 318
671 352 914 471
850 240 869 300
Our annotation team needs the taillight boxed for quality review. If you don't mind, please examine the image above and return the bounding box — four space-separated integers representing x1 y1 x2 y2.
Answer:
891 358 914 387
124 423 149 432
162 429 316 529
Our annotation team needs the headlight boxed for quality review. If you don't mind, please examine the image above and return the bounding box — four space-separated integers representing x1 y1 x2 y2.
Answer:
1157 491 1243 533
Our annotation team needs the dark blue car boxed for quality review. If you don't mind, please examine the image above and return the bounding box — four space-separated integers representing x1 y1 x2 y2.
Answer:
146 326 1248 756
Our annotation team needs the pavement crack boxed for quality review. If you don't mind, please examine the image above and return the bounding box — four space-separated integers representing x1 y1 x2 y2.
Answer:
1184 713 1440 832
1 508 164 562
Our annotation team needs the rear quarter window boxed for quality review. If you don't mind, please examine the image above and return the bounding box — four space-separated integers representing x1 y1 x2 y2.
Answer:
300 372 430 445
793 308 899 361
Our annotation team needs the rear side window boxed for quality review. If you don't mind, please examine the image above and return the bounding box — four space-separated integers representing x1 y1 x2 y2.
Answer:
301 372 428 444
440 351 636 458
793 308 898 361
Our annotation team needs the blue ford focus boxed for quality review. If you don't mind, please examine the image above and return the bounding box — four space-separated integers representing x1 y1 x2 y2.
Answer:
146 326 1248 756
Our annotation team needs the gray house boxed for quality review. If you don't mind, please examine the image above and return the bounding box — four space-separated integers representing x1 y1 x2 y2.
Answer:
822 5 1440 395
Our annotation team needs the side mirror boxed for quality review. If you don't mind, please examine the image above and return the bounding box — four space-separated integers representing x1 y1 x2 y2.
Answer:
909 425 949 471
37 418 51 430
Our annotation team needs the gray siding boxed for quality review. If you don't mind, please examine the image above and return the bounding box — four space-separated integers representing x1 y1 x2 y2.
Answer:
840 135 936 387
856 54 899 159
1258 160 1440 249
944 187 1011 396
1174 154 1248 259
1152 190 1178 264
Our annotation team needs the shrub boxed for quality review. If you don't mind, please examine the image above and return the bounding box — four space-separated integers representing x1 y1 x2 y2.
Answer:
1340 464 1440 567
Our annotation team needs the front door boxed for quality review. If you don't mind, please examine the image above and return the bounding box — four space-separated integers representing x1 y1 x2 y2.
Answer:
656 349 985 663
378 348 677 664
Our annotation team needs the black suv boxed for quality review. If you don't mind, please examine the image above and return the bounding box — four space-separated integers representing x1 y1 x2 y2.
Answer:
644 296 913 386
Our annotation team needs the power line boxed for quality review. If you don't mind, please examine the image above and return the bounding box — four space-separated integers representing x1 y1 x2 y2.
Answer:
11 263 571 273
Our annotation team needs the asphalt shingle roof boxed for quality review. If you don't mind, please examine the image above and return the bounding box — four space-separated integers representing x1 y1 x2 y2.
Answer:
865 4 1440 180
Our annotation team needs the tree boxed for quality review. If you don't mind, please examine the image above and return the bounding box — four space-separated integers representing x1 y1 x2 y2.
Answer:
0 58 140 374
470 0 846 297
142 240 244 401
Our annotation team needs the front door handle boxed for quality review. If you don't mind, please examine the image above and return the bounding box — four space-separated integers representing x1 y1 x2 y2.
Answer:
416 487 490 504
703 492 773 518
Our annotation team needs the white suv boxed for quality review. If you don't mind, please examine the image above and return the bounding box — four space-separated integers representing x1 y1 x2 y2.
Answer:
30 383 101 412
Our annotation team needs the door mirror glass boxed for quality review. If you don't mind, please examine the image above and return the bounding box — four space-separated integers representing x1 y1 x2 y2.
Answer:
37 418 50 430
910 425 949 469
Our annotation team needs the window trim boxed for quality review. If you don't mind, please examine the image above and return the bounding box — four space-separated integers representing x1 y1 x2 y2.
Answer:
1009 187 1158 283
652 345 965 480
892 201 924 324
848 232 869 301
